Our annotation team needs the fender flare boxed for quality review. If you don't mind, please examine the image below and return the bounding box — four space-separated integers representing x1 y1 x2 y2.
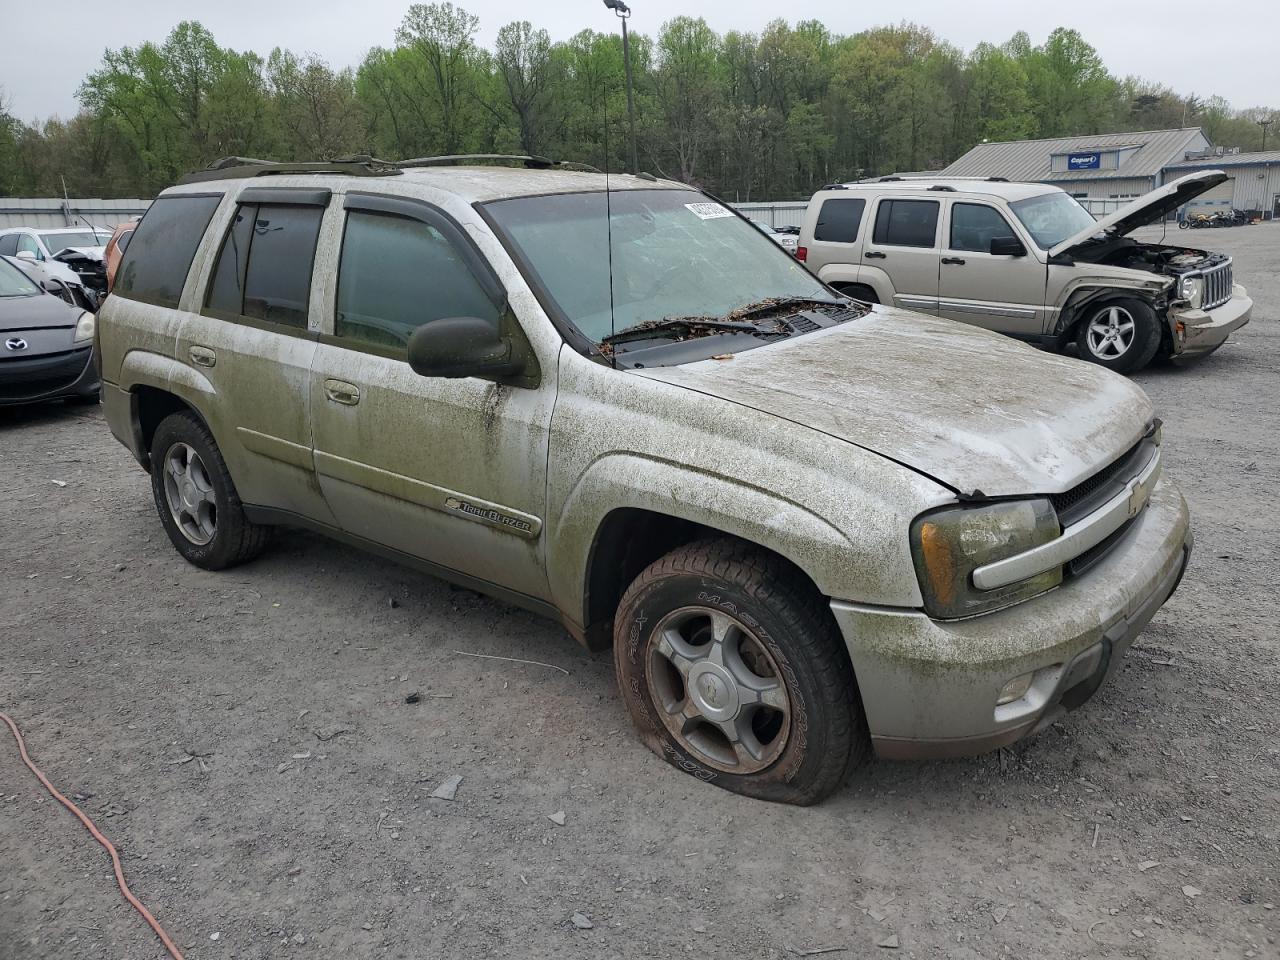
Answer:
1051 283 1170 345
549 452 859 633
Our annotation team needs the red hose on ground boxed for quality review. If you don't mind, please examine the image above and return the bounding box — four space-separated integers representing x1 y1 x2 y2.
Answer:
0 711 185 960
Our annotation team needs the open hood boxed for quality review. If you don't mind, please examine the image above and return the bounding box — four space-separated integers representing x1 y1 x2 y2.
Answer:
639 307 1153 498
52 246 106 263
1049 170 1229 258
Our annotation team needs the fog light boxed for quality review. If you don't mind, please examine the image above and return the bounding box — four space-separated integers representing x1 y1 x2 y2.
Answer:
997 672 1035 706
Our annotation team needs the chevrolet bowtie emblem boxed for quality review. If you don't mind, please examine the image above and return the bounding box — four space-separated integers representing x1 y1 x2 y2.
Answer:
1126 476 1150 518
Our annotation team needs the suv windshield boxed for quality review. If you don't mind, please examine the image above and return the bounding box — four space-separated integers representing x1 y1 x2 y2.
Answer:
43 230 108 251
0 257 42 297
484 189 830 344
1009 192 1099 249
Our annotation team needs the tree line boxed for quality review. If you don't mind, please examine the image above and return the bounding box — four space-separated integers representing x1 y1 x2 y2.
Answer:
1 7 1276 200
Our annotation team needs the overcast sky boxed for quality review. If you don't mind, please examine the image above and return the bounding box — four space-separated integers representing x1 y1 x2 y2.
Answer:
4 0 1277 122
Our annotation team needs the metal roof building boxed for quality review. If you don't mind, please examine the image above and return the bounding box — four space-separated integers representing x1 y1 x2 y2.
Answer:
941 128 1211 204
1163 150 1280 219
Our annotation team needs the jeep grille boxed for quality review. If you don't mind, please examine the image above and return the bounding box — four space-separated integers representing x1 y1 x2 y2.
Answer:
1198 259 1233 310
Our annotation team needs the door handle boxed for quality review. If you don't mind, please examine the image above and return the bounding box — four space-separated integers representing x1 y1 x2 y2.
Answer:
865 251 887 259
189 345 216 368
941 257 967 265
324 379 361 406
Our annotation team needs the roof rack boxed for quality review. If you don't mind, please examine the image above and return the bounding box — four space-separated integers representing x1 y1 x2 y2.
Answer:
927 184 956 192
397 154 602 173
178 153 602 185
986 176 1010 182
877 176 903 182
179 155 403 184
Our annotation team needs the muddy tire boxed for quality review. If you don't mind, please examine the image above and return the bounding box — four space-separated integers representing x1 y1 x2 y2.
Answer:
1075 298 1162 374
149 411 270 570
613 538 868 805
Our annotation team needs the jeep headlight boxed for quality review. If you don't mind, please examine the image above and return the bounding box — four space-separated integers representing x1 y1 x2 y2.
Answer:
1176 275 1203 309
910 499 1062 619
73 310 96 343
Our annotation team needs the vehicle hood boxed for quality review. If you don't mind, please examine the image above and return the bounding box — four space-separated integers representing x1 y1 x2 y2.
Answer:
1049 170 1229 258
0 291 83 331
639 307 1154 497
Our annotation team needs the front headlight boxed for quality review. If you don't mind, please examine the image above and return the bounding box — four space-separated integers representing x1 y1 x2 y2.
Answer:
910 499 1062 619
73 310 95 343
1176 275 1203 309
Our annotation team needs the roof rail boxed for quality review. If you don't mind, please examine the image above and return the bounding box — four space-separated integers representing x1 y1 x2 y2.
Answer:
986 176 1010 182
927 184 956 192
877 175 904 182
819 183 848 190
178 153 602 185
179 155 402 184
397 154 602 173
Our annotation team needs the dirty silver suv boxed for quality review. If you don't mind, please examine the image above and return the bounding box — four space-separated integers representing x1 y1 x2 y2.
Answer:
99 156 1192 804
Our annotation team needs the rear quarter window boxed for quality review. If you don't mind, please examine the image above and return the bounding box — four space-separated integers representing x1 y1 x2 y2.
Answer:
115 195 222 308
813 198 866 243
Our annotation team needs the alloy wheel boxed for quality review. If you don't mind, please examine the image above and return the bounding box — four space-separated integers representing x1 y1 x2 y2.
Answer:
1086 306 1136 360
646 606 791 774
161 442 217 545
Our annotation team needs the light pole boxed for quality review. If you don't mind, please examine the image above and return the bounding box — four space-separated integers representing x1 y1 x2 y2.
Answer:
604 0 638 175
1259 118 1275 152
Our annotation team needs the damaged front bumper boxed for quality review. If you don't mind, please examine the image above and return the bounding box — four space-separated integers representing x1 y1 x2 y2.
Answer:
1169 284 1252 359
830 474 1191 759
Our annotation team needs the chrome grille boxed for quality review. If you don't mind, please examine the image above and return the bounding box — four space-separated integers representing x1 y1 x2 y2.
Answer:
1198 259 1233 310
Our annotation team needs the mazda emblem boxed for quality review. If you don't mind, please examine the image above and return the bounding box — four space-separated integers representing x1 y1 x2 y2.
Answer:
5 337 28 351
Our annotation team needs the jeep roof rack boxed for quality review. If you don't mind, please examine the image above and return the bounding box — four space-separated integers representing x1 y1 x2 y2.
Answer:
397 154 602 173
179 153 601 184
927 184 956 191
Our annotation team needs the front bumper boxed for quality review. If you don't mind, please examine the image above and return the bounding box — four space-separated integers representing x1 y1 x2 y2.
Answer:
1170 284 1252 358
831 475 1191 759
0 345 99 406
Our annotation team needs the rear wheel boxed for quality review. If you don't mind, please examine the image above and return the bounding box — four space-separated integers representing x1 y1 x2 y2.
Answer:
1075 299 1162 374
614 538 868 805
832 283 879 304
149 411 269 569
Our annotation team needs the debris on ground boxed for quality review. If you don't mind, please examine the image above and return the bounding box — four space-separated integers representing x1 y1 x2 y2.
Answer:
314 727 352 742
571 912 594 930
1182 885 1202 898
430 775 462 801
404 692 421 704
548 810 566 826
876 933 899 949
992 907 1008 924
1138 860 1160 872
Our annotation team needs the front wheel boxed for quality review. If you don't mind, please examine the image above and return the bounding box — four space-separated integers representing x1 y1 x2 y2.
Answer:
1178 219 1189 229
613 538 868 805
1075 299 1162 374
149 411 270 569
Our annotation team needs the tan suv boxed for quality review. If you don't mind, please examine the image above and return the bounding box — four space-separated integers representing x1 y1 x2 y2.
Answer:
99 156 1191 804
797 171 1252 373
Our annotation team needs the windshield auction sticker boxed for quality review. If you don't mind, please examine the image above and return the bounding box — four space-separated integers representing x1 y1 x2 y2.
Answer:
684 202 735 220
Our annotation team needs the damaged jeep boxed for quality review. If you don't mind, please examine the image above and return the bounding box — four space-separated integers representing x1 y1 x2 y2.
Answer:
98 156 1192 804
798 170 1251 373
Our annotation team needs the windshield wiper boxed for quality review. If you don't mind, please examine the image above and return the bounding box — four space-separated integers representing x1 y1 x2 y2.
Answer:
601 316 764 347
727 295 847 322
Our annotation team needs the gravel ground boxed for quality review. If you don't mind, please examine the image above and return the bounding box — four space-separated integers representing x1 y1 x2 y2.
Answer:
2 223 1277 960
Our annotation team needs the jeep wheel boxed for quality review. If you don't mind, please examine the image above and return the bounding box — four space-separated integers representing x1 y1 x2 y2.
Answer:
149 411 270 570
1076 299 1161 374
614 538 868 805
832 282 879 304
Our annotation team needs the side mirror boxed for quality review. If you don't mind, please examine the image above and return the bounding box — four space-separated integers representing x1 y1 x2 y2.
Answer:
990 236 1027 257
14 250 36 261
407 316 525 381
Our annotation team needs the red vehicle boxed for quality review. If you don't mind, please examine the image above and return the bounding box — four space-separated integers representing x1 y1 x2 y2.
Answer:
103 219 139 293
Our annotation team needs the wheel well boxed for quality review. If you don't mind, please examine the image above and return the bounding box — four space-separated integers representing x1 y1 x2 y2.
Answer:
1057 291 1162 347
133 387 201 466
581 509 830 653
831 282 879 304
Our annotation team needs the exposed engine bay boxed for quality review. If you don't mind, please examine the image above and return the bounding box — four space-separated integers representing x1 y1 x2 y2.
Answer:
50 247 108 310
1067 235 1228 280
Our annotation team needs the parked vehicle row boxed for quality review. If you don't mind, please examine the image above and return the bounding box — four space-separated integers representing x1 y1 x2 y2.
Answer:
795 171 1251 373
0 226 112 310
92 156 1192 804
0 256 100 406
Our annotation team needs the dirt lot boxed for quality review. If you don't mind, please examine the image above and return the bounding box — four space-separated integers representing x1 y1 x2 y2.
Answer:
2 223 1278 960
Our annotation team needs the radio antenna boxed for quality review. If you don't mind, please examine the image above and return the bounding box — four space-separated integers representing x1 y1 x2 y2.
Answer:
602 77 618 367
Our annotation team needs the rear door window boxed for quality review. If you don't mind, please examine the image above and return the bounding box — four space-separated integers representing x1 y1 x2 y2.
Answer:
0 235 16 257
872 199 940 248
813 198 867 243
116 195 222 308
206 203 324 329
